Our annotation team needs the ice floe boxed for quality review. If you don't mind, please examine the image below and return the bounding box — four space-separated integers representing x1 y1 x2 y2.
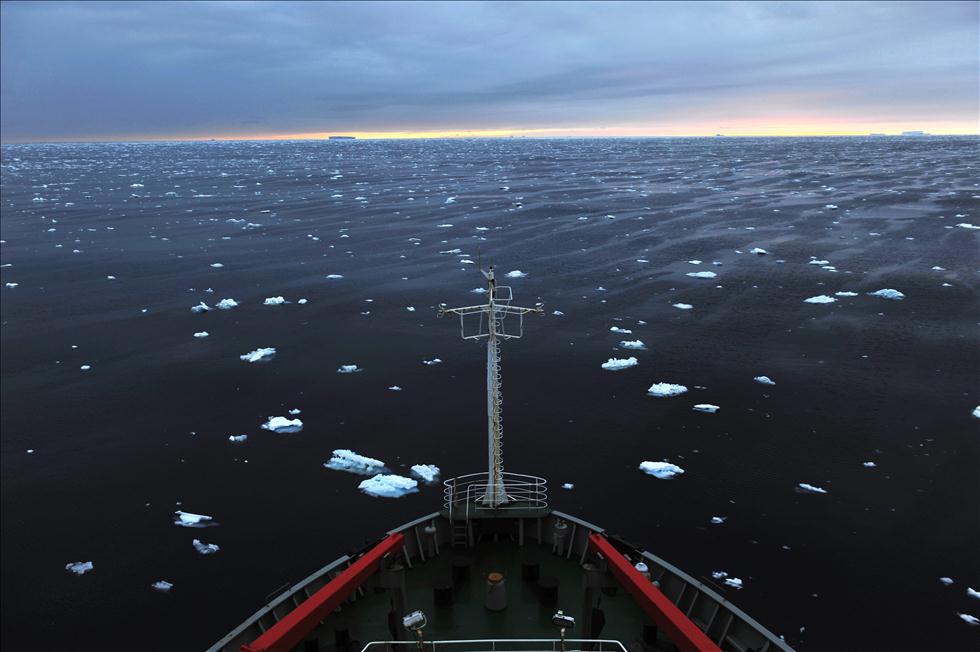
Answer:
505 270 528 278
863 461 877 468
210 263 224 268
672 303 693 310
80 364 92 371
5 282 19 288
710 517 727 525
869 289 905 300
240 347 276 363
835 291 858 297
601 357 638 371
609 326 632 334
174 511 214 527
693 404 720 413
972 406 980 419
639 461 685 479
325 449 385 475
193 331 209 338
754 376 775 385
358 474 418 498
65 561 94 575
151 580 173 593
620 340 646 350
804 295 836 304
824 204 838 209
191 301 211 313
388 385 402 391
647 383 688 397
686 271 717 279
228 434 247 443
940 577 954 586
562 483 574 490
687 260 702 265
797 483 828 494
968 587 980 599
263 296 287 305
289 408 301 415
406 306 416 312
423 358 442 366
410 464 440 483
955 223 980 230
337 364 362 373
216 298 238 309
262 416 303 433
326 274 344 279
958 613 979 626
192 539 220 555
750 248 768 255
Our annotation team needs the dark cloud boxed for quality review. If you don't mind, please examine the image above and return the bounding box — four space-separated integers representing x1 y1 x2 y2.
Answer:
1 1 976 140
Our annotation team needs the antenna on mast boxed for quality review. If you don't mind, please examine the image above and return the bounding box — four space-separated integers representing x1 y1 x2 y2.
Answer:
438 265 543 507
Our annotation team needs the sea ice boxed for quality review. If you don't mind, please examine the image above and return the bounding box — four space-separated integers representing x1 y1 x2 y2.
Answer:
863 461 877 468
754 376 776 385
216 298 238 309
687 260 702 265
80 365 92 371
410 464 440 483
940 577 954 586
609 326 632 334
192 539 220 555
505 270 528 278
972 406 980 419
797 483 828 494
423 358 442 366
710 517 726 525
824 204 838 209
620 340 646 350
693 404 720 413
298 299 308 304
65 561 94 575
968 587 980 599
647 383 688 397
5 282 19 288
325 449 385 475
191 301 211 313
288 408 301 415
471 287 487 294
835 291 858 297
261 416 303 433
326 274 344 279
151 580 173 593
808 260 830 266
388 386 402 391
724 577 744 589
263 296 287 305
601 357 638 371
639 461 685 479
686 271 717 279
444 197 456 204
869 289 905 300
804 295 836 304
240 347 276 363
955 223 980 230
174 511 214 527
406 306 416 312
562 483 574 490
958 613 979 626
358 474 418 498
337 364 362 373
193 331 209 338
228 435 247 443
672 303 693 310
750 248 768 255
210 263 224 268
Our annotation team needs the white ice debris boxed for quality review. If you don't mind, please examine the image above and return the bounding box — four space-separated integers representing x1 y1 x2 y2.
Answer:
639 461 685 479
750 248 768 255
410 464 440 483
972 406 980 419
192 539 220 555
337 364 362 373
693 404 720 413
610 326 632 334
210 263 224 268
388 385 402 391
191 301 211 313
672 303 693 310
193 331 209 338
686 271 717 279
216 298 239 309
562 483 575 490
863 461 877 468
240 347 276 363
968 587 980 599
65 561 94 575
958 613 979 626
647 383 688 397
712 571 728 579
797 483 828 494
5 282 19 288
620 340 646 350
804 295 836 304
423 358 442 366
298 298 308 304
724 577 744 589
358 474 418 498
326 274 344 279
754 376 776 385
471 287 488 294
602 357 638 371
940 577 955 586
325 449 385 475
552 310 564 316
263 296 287 305
835 291 859 297
955 223 980 230
824 204 838 209
505 270 528 278
809 259 830 265
151 580 174 593
174 511 214 527
687 260 702 265
228 434 247 443
288 408 301 415
80 365 92 371
869 289 905 300
710 517 727 525
261 416 303 433
406 306 416 312
444 196 456 204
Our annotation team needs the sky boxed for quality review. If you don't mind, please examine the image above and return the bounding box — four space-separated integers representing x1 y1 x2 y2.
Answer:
1 0 977 142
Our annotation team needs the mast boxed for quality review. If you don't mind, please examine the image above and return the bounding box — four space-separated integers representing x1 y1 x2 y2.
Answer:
438 266 542 507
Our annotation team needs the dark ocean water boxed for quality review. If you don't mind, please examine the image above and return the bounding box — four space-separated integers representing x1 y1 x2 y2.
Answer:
1 137 978 652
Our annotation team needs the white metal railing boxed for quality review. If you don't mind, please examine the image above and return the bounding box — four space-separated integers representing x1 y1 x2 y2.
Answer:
361 639 627 652
443 472 548 520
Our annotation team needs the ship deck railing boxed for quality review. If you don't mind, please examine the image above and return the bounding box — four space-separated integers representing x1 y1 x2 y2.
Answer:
443 472 548 520
361 639 628 652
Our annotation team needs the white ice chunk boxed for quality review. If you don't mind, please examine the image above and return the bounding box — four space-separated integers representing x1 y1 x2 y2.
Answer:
298 298 308 304
192 539 220 555
423 358 442 366
288 408 301 415
639 461 685 479
228 434 247 443
824 204 838 209
610 326 632 334
358 474 418 498
216 298 239 309
174 511 214 527
325 449 385 475
693 404 720 413
797 483 828 494
672 303 693 310
151 580 173 593
193 331 209 338
191 301 211 313
940 577 955 586
505 270 528 278
337 364 362 373
958 613 979 625
602 357 638 371
710 516 726 525
620 340 646 350
863 461 876 468
4 282 18 288
410 464 440 483
955 223 980 230
240 347 276 363
972 406 980 419
686 271 717 279
687 260 702 265
444 196 456 204
326 274 344 279
711 571 728 579
869 289 905 300
723 577 744 589
262 416 303 433
388 385 402 391
65 561 94 575
804 295 836 304
835 291 858 297
210 263 224 268
754 375 775 385
809 259 830 265
750 248 768 255
263 296 287 305
406 306 416 312
647 383 688 397
471 287 488 294
968 587 980 599
562 483 574 490
80 364 92 371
